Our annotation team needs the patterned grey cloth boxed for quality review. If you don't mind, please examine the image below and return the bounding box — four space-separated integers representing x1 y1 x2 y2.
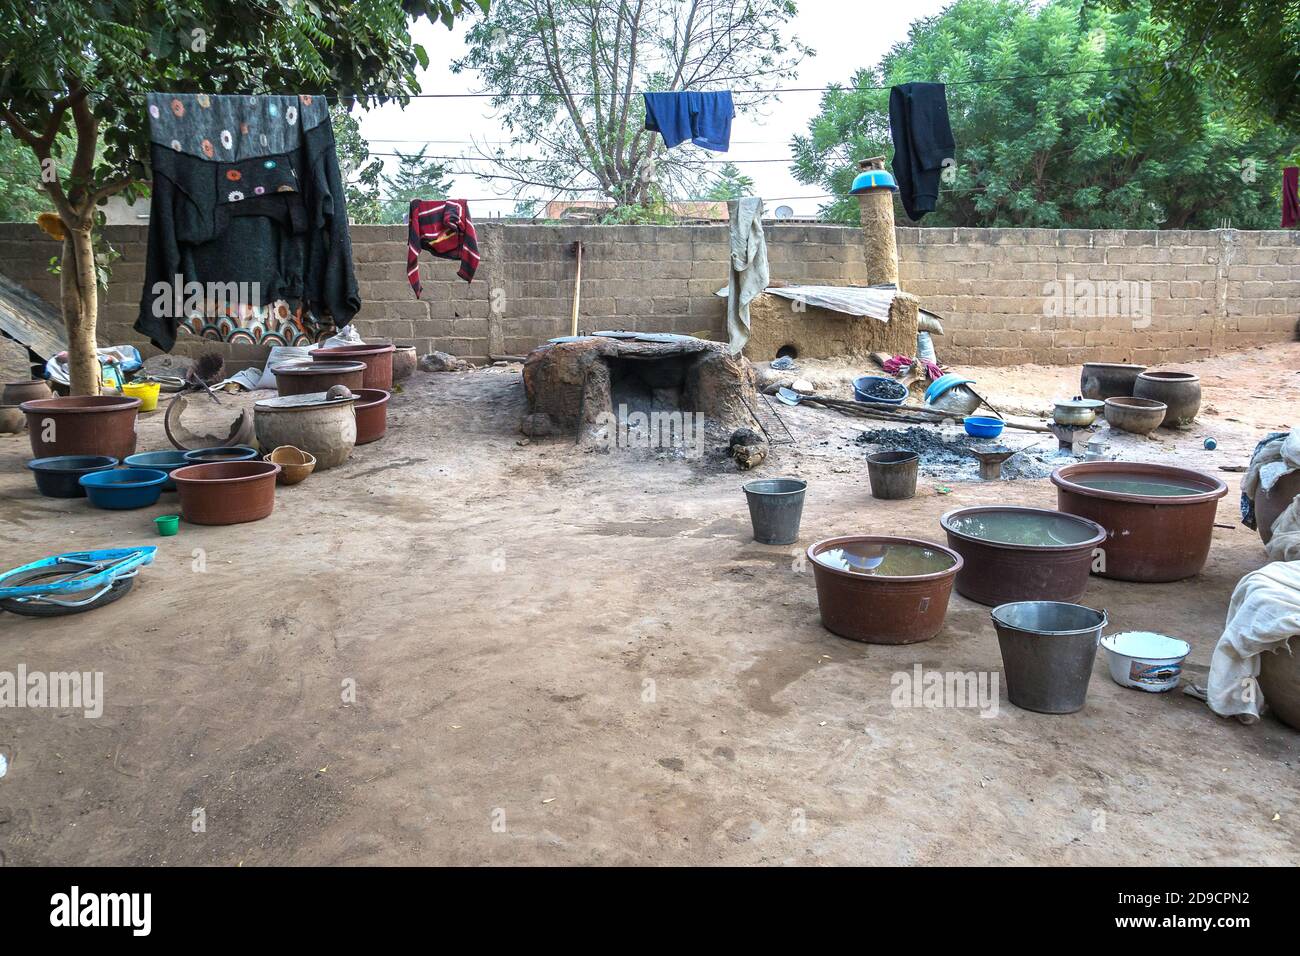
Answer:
146 93 329 162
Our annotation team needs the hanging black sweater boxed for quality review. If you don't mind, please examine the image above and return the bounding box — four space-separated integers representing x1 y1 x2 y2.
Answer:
135 93 360 352
888 82 955 222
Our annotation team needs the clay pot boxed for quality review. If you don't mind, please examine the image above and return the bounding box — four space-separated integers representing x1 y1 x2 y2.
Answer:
1134 370 1201 427
807 535 962 644
20 395 140 460
311 343 395 390
1259 639 1300 732
1103 396 1167 435
391 346 417 383
253 392 357 469
1051 461 1228 582
940 506 1106 606
1256 470 1300 545
353 388 390 444
1080 363 1145 401
3 380 53 404
272 359 366 396
0 404 27 433
171 460 281 525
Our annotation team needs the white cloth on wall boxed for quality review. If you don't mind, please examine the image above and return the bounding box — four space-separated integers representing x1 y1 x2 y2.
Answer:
725 197 768 355
1206 560 1300 722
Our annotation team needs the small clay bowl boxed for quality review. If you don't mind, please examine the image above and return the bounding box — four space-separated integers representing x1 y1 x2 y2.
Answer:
264 445 317 485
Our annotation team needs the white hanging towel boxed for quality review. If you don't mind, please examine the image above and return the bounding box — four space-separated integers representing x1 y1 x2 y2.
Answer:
726 197 768 355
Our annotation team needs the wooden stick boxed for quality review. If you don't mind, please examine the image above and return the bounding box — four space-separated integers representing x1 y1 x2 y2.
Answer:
570 241 583 337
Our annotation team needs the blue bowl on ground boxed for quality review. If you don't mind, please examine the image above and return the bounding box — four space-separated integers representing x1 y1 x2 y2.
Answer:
964 416 1005 439
124 450 191 490
27 455 119 498
853 375 908 406
182 445 260 464
78 468 169 509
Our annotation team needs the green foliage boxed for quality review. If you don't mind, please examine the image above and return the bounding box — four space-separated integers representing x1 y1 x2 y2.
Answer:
332 104 385 224
379 146 454 223
1093 0 1300 137
0 128 53 221
792 0 1297 229
456 0 807 206
705 162 756 201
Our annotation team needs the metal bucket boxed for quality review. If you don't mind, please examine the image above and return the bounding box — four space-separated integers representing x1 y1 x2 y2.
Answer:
743 478 807 545
991 601 1107 714
867 451 919 500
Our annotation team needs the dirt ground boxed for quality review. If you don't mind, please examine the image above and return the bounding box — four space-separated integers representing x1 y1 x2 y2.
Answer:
1 342 1298 866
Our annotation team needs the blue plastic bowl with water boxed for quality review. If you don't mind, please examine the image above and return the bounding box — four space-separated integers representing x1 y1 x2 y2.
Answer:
78 468 169 510
124 450 190 490
963 416 1005 439
853 375 908 406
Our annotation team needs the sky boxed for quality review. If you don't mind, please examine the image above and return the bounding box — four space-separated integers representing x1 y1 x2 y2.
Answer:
357 0 954 218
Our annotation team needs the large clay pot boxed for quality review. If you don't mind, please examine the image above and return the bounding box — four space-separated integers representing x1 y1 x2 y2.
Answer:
353 388 389 444
3 380 53 404
1080 363 1145 401
20 395 141 460
171 460 281 525
391 346 417 383
1134 370 1201 427
253 392 357 469
1051 461 1227 582
1259 639 1300 732
311 343 395 390
0 404 27 433
1256 471 1300 545
272 359 366 396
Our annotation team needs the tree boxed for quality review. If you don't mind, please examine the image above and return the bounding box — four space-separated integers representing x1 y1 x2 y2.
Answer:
379 146 455 223
332 105 385 225
0 0 487 395
455 0 808 215
705 161 755 200
791 0 1296 230
1094 0 1300 137
0 128 55 222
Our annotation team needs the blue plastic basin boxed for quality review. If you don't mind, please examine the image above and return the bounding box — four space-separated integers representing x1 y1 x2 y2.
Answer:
183 445 260 464
853 375 908 406
124 450 191 490
964 416 1005 439
78 468 169 510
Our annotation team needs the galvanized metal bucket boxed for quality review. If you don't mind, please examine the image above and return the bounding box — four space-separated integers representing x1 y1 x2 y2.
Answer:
991 601 1107 714
743 477 807 546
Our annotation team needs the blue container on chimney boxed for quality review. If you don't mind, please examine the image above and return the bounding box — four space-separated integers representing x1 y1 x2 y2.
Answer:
849 168 899 194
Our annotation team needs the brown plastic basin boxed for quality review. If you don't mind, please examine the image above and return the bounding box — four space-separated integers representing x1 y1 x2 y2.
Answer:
311 343 395 390
20 395 141 460
272 360 366 396
807 535 962 644
940 506 1106 606
353 388 390 444
171 460 281 525
1051 461 1227 582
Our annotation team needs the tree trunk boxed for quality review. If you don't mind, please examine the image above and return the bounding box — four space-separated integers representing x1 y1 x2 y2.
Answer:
60 221 99 396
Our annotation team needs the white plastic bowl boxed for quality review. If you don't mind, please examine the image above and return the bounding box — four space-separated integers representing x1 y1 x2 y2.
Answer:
1100 631 1191 693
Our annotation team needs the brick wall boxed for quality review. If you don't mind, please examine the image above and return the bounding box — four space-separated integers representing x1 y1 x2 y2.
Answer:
1 222 1296 367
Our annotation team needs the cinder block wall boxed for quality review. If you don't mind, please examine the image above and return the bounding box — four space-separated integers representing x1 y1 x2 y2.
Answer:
1 222 1296 367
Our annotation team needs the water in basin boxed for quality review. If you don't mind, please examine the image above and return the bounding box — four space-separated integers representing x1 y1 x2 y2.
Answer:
813 542 955 576
947 511 1096 547
1073 475 1206 497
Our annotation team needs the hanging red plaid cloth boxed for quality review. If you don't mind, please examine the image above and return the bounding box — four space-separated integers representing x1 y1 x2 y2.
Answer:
407 198 480 296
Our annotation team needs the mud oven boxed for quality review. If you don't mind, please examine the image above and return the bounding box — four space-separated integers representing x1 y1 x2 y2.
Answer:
521 333 757 450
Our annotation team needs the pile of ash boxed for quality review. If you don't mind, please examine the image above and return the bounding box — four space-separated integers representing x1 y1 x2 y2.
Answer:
853 425 1071 481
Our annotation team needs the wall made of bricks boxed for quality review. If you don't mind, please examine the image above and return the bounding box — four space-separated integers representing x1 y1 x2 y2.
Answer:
1 222 1295 367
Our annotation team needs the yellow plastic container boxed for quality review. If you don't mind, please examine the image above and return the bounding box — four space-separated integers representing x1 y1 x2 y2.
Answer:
122 381 161 412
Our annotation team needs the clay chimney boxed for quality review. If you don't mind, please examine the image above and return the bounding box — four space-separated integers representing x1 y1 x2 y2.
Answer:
854 156 899 287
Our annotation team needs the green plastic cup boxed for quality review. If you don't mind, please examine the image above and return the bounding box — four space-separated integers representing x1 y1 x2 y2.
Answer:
155 514 179 536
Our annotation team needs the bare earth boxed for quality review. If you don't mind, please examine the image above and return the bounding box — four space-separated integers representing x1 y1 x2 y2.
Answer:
1 343 1297 866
